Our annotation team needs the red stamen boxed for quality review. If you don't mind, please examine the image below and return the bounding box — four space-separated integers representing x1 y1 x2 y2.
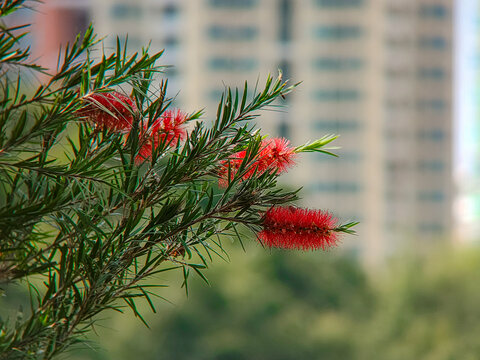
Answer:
78 92 137 132
218 137 296 187
135 109 188 163
258 206 339 251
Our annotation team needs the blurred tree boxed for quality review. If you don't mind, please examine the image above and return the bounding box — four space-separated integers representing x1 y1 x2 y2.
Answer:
75 247 480 360
359 249 480 360
82 248 372 360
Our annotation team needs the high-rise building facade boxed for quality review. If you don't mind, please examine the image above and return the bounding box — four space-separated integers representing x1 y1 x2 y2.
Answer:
30 0 454 263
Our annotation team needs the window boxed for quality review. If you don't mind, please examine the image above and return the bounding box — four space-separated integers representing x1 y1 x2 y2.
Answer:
418 160 445 172
208 25 258 41
419 36 447 50
111 4 142 19
149 3 180 18
314 182 361 193
417 99 447 111
313 57 363 71
417 67 446 80
418 222 444 233
418 129 445 141
164 4 179 17
164 36 179 47
313 89 361 101
314 0 364 7
278 122 290 139
312 119 361 132
314 25 363 40
279 0 293 42
208 57 258 71
417 190 445 202
209 0 258 8
419 4 448 19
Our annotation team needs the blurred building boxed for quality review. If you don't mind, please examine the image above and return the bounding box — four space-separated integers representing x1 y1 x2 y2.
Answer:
25 0 91 73
29 0 454 263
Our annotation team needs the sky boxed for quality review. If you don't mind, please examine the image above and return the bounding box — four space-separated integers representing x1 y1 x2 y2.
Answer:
456 0 479 177
454 0 480 235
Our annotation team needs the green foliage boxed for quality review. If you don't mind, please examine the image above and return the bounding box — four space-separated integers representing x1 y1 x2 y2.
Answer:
0 2 345 359
78 247 480 360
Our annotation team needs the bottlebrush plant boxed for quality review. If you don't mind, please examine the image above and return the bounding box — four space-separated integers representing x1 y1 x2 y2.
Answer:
0 1 357 359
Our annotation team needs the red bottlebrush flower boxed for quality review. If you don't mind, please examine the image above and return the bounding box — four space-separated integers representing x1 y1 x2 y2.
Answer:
78 92 137 132
218 150 246 188
257 137 296 173
258 206 339 251
153 109 188 143
135 109 188 163
218 137 296 187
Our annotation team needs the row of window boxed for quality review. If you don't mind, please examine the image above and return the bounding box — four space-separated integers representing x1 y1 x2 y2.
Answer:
314 25 363 40
110 4 179 19
313 57 364 71
386 67 448 79
384 221 446 235
386 36 449 50
418 128 446 141
208 25 258 41
312 89 361 101
387 4 449 19
314 155 446 170
385 160 446 172
310 185 447 204
109 2 447 20
311 60 447 80
417 190 445 202
206 27 444 47
385 99 448 111
417 99 447 111
384 190 446 203
207 0 447 20
243 90 447 108
418 67 447 80
419 4 449 19
314 0 364 8
419 36 448 50
209 0 257 8
418 160 445 172
111 4 141 18
312 119 361 132
313 182 361 193
208 57 258 71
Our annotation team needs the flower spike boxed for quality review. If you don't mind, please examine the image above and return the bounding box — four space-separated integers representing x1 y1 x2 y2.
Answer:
136 109 188 163
258 206 340 251
78 91 137 132
219 137 296 187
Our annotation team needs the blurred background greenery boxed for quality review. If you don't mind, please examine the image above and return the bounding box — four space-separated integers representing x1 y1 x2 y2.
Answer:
3 241 472 360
